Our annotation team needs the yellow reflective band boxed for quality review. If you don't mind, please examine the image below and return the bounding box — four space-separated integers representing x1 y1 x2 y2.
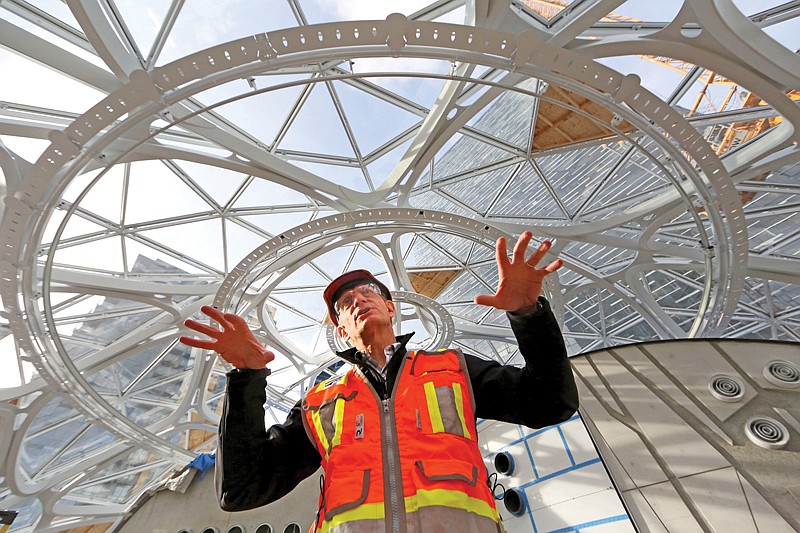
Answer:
311 409 330 456
405 488 501 523
452 382 471 439
318 501 385 533
424 381 445 433
331 396 346 448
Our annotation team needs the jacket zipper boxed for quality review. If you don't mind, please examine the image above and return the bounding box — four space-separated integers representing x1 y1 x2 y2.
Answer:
383 396 401 533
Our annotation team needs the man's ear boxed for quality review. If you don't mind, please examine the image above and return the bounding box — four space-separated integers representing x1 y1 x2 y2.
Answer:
386 299 396 319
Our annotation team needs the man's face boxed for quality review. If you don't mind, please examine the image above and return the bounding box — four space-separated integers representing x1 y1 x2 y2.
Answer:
334 282 395 341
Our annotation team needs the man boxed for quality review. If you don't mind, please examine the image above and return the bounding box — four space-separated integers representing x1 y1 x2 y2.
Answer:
180 231 578 533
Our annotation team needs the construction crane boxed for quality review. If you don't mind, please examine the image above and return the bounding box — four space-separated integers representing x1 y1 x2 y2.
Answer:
520 0 799 157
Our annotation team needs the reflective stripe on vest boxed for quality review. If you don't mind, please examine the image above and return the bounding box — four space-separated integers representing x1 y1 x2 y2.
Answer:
302 348 502 533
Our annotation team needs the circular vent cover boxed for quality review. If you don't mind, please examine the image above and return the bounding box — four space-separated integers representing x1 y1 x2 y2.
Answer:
763 360 800 389
744 417 790 450
708 374 745 402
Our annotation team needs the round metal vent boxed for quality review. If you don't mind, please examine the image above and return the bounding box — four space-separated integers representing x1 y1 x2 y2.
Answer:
503 488 527 517
763 360 800 389
494 451 515 476
744 417 790 450
708 374 745 402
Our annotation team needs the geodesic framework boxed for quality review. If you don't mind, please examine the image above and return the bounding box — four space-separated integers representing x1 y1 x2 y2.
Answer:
0 1 798 531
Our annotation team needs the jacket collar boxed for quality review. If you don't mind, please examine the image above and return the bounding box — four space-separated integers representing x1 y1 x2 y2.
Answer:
335 332 415 366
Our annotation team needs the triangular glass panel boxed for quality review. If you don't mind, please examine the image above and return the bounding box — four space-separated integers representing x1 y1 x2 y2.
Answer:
124 400 176 427
409 190 474 217
366 138 414 187
26 0 82 32
581 145 672 219
239 211 312 236
488 161 567 220
51 236 125 273
129 343 193 394
279 263 330 289
110 0 171 62
277 83 357 159
281 329 317 356
597 287 636 331
175 160 249 209
566 287 602 326
112 339 174 391
333 80 422 156
45 425 116 471
75 164 125 224
232 177 310 208
532 143 624 217
429 134 517 184
28 396 79 433
292 159 371 192
349 244 388 279
125 160 213 224
123 239 211 275
21 418 87 473
69 448 167 505
611 319 659 344
562 241 636 276
270 299 322 331
436 270 492 304
445 303 491 323
311 243 358 281
0 49 105 113
440 164 517 214
404 234 459 269
156 0 299 65
60 338 94 363
427 233 478 266
193 74 308 148
481 308 509 327
346 59 450 108
224 219 272 268
43 212 110 246
138 218 224 272
69 306 161 347
466 77 541 150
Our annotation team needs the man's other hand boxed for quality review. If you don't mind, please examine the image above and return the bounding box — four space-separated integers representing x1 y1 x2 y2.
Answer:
180 305 275 370
474 231 563 313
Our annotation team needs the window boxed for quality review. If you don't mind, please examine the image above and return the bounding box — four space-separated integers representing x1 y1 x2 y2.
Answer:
255 525 272 533
283 524 301 533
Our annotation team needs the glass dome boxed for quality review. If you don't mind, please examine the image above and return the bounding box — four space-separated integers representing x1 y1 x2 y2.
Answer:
0 0 798 530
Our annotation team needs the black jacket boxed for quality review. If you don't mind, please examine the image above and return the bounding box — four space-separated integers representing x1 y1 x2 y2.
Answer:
216 297 578 511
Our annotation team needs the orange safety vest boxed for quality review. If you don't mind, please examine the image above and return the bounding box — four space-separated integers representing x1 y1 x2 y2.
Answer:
302 348 503 533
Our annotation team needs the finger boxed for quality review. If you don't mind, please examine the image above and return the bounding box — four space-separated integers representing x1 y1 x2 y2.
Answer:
183 319 222 338
512 231 533 263
495 237 510 268
525 239 551 267
179 336 217 350
542 258 563 273
474 294 499 307
200 305 232 329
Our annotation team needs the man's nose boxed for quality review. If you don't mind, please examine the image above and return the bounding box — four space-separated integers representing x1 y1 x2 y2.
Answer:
352 291 370 306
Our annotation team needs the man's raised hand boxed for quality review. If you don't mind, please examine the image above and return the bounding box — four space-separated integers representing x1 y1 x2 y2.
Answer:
474 231 563 313
180 305 275 370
